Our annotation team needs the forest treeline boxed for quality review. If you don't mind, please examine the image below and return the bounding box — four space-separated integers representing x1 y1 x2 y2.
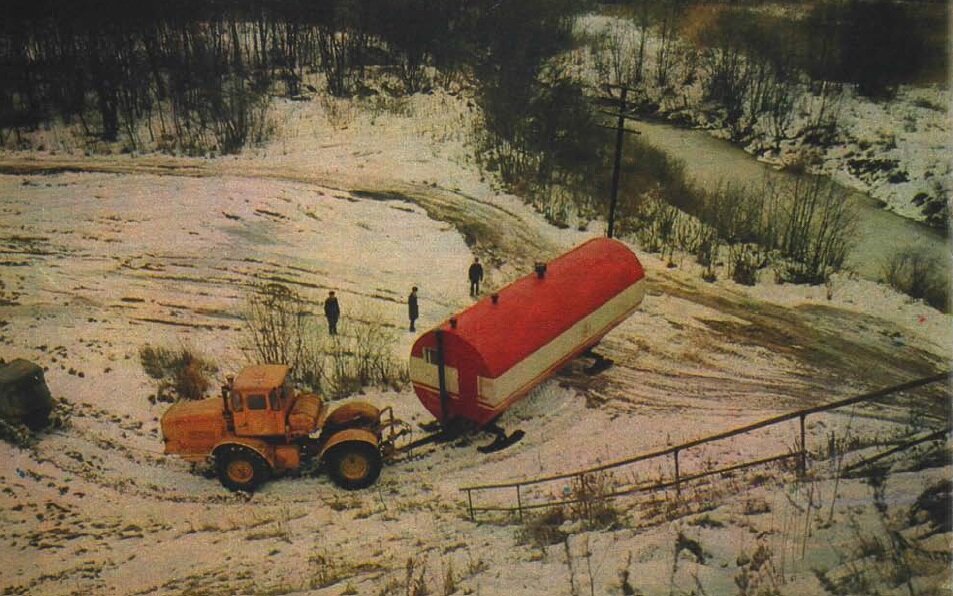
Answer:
2 0 944 162
1 0 946 303
0 0 581 154
3 0 944 154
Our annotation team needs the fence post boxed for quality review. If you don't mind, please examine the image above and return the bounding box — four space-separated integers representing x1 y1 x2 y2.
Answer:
799 414 807 478
516 484 524 522
674 449 681 500
466 489 475 522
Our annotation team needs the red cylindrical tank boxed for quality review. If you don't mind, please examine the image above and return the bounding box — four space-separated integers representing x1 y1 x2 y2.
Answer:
409 237 645 427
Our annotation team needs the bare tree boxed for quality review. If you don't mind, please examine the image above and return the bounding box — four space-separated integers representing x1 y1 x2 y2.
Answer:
801 80 844 148
653 0 680 89
592 19 641 89
244 283 308 370
765 71 799 152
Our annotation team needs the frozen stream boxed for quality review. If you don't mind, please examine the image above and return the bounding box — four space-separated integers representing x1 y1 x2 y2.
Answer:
634 120 950 281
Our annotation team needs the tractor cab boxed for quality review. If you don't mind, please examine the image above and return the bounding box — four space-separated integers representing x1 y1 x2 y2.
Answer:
223 364 322 437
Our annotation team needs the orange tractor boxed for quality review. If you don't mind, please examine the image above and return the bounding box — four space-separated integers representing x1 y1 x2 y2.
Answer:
161 364 404 492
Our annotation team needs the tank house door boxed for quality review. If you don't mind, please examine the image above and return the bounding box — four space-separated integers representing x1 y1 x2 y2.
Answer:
409 348 460 396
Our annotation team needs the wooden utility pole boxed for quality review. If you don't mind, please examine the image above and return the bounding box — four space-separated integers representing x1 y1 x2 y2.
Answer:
607 87 627 238
598 84 641 239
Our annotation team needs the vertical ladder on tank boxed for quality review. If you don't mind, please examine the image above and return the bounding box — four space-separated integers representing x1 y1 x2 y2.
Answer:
436 330 449 422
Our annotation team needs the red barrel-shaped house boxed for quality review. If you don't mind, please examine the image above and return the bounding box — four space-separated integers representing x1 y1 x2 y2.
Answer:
410 238 645 428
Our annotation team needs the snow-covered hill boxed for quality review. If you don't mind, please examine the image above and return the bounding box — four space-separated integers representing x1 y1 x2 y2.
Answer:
0 87 950 594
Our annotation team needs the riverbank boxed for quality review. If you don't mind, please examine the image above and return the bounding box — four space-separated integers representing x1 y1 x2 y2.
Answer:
632 119 950 282
572 13 951 228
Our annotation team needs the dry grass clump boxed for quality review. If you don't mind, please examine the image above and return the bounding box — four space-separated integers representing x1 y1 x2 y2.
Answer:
567 471 623 529
139 344 218 402
517 507 569 548
734 541 782 596
516 471 623 552
374 557 429 596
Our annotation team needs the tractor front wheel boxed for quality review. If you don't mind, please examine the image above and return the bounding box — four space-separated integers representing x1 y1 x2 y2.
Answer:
215 445 271 492
326 441 382 490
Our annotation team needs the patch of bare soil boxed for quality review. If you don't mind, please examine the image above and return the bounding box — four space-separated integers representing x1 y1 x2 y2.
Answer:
656 275 946 388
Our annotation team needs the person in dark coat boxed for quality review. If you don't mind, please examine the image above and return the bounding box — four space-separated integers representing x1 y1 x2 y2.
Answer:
408 286 419 332
323 291 340 335
468 257 484 297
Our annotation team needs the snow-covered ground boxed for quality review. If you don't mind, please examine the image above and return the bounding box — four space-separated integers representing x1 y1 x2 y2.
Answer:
0 80 950 593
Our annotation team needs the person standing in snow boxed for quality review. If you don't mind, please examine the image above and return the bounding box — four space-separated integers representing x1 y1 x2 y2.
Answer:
408 286 419 332
468 257 484 297
324 291 340 335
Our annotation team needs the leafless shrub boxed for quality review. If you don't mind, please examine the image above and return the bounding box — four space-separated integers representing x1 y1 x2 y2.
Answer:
244 285 406 397
440 559 456 596
773 174 855 284
765 73 799 152
244 283 309 371
653 2 682 89
727 244 761 286
881 247 949 311
321 306 408 399
671 217 704 256
800 81 844 148
590 19 643 89
633 189 680 254
701 44 754 141
698 181 763 245
203 75 273 153
316 27 364 97
676 174 856 286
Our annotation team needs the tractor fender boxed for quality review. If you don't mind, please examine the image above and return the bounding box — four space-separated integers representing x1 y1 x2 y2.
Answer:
324 401 380 429
318 428 379 461
212 438 276 469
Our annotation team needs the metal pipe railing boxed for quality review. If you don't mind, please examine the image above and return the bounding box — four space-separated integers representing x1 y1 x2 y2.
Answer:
460 371 950 520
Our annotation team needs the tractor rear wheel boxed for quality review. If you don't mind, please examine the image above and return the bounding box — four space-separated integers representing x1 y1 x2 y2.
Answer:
215 445 271 492
326 441 382 490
